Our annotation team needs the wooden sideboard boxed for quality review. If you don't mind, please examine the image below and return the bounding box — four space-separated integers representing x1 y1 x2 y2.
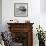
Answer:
7 23 34 46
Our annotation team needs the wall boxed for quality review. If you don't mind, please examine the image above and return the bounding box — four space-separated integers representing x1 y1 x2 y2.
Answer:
40 0 46 31
0 0 2 32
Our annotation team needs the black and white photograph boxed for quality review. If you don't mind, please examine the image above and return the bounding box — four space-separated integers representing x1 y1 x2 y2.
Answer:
14 3 28 17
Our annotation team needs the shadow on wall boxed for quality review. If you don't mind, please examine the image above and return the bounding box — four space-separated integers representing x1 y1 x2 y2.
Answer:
40 0 46 14
0 0 2 32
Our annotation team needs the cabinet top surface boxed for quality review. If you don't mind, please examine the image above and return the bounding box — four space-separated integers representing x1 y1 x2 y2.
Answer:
7 23 34 25
7 23 34 24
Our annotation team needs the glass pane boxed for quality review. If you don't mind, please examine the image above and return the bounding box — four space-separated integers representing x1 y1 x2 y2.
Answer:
11 32 28 46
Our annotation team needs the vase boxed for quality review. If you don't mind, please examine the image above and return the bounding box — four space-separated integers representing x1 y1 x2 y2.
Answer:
39 40 45 46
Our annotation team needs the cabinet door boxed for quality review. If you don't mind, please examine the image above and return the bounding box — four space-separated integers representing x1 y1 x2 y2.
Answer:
11 31 33 46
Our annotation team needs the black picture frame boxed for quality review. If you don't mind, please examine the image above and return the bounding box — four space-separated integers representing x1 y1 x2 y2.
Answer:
14 3 28 17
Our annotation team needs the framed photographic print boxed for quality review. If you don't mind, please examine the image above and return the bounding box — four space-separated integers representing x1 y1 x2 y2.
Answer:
14 3 28 17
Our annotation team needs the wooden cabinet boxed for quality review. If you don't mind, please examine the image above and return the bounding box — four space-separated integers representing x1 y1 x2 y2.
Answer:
7 23 34 46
